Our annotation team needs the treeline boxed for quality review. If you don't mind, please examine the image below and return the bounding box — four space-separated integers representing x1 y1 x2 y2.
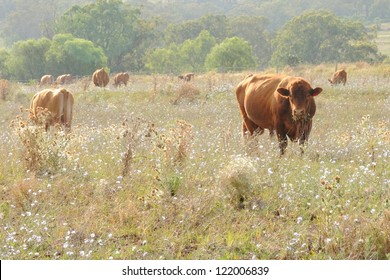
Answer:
0 0 388 81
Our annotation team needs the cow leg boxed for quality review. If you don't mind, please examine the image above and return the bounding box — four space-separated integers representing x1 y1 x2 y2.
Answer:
242 119 259 137
277 129 288 156
298 138 306 155
279 137 288 155
298 121 311 155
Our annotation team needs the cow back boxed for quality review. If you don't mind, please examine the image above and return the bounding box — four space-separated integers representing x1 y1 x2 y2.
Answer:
329 69 347 85
93 68 109 87
30 88 74 129
113 72 129 86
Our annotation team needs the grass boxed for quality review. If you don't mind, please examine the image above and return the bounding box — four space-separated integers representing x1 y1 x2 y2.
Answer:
0 63 389 260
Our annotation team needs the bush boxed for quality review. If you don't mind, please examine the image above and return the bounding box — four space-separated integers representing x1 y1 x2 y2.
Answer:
11 108 71 175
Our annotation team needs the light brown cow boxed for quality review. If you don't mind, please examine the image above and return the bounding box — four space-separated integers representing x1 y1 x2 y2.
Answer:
56 74 73 85
328 69 347 86
92 68 109 87
178 73 195 82
235 74 322 155
30 88 74 131
40 75 54 86
113 72 130 87
0 79 10 100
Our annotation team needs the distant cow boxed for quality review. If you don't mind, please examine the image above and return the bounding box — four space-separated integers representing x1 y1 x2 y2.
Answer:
30 88 74 131
113 72 130 87
235 74 322 155
328 69 347 86
92 68 109 87
0 79 10 100
40 75 54 86
178 73 194 82
56 74 72 85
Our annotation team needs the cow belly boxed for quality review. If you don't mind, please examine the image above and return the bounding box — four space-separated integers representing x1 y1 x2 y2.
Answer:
244 97 275 131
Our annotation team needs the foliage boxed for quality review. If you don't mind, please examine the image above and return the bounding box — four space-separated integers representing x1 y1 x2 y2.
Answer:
229 16 272 68
146 31 217 74
0 49 10 78
1 1 390 76
145 43 183 74
0 0 89 46
5 38 51 81
178 30 217 72
270 11 384 68
165 14 230 45
205 37 256 72
56 0 155 72
45 34 107 77
165 15 272 69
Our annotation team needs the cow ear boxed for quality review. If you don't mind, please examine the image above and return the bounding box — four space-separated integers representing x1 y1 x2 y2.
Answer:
277 88 290 98
310 87 322 96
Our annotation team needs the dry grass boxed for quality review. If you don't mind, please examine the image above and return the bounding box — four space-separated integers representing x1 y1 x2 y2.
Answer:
0 63 389 260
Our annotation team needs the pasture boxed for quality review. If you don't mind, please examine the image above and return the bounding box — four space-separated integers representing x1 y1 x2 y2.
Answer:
0 63 389 260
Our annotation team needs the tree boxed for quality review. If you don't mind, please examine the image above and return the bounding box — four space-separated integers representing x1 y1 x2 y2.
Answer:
270 11 383 68
229 16 272 68
179 30 217 72
56 0 155 72
45 34 107 77
205 37 256 72
145 44 183 74
165 14 230 45
0 0 87 46
146 31 217 74
6 38 51 81
370 0 390 21
0 49 10 78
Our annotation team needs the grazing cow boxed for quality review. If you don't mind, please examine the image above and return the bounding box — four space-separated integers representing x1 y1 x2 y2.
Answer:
328 69 347 86
56 74 72 85
40 75 54 86
235 74 322 155
113 72 130 87
92 68 109 87
30 88 74 131
178 73 195 82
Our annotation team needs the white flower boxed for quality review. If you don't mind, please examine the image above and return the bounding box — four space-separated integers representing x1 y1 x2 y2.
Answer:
297 217 303 224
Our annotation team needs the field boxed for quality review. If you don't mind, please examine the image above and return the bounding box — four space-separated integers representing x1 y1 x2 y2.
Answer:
0 63 389 260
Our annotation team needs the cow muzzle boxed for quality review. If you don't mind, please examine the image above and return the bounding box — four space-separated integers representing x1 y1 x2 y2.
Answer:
292 109 308 121
293 109 304 116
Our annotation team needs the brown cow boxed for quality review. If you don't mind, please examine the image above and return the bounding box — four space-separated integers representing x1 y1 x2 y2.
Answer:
40 75 54 86
92 68 109 87
178 73 195 82
30 88 74 131
235 74 322 155
328 69 347 86
113 72 130 87
56 74 72 85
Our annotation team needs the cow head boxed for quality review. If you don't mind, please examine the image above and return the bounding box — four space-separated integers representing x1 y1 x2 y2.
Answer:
277 80 322 120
